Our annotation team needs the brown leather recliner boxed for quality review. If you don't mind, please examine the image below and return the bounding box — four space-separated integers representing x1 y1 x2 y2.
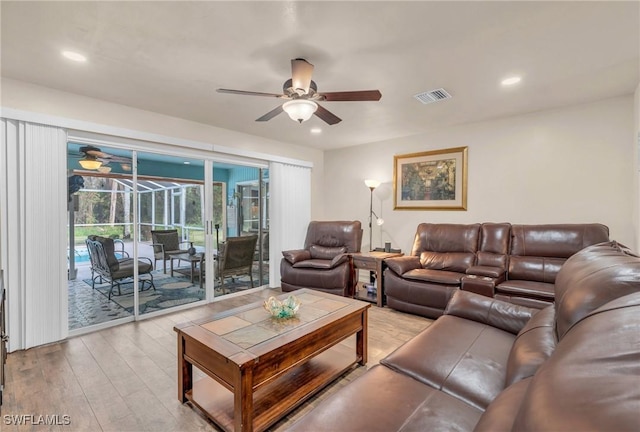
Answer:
280 221 363 296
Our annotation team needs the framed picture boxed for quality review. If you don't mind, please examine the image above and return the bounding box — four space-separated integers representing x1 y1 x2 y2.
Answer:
394 146 468 210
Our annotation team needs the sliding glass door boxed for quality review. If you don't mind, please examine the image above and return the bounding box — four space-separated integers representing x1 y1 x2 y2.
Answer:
67 140 271 332
135 151 207 316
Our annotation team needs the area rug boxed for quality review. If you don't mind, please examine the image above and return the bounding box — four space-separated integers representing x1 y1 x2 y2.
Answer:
83 269 262 314
84 272 205 314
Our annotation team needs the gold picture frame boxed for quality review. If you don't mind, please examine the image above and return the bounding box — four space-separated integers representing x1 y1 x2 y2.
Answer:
394 146 468 210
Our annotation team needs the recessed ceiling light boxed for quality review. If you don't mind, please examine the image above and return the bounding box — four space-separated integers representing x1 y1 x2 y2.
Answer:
183 161 191 165
501 76 522 86
310 128 322 134
61 50 87 62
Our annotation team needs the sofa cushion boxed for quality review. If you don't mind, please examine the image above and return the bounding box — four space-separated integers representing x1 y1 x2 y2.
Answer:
385 270 458 319
476 223 511 269
504 305 556 387
420 251 475 273
403 268 465 285
411 223 481 255
496 280 554 300
444 290 536 335
381 315 515 410
507 224 609 285
512 292 640 431
554 241 640 340
308 244 347 260
510 223 610 258
473 378 532 432
303 220 362 253
507 256 565 284
287 364 483 432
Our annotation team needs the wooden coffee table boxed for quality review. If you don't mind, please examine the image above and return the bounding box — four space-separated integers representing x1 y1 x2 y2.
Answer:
174 289 370 432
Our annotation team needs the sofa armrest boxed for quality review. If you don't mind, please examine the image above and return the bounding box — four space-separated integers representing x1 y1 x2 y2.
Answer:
385 256 421 275
282 249 311 265
329 253 349 267
461 275 497 297
444 290 537 335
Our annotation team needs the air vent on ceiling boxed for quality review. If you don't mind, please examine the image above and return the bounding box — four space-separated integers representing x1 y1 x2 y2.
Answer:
414 88 452 105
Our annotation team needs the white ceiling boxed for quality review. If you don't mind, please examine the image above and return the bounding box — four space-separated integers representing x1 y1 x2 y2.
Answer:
1 1 638 151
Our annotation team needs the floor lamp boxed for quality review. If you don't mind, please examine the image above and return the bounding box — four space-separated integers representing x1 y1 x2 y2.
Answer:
364 179 384 251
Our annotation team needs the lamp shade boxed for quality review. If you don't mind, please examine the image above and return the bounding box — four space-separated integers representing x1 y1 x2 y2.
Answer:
97 166 112 173
78 158 102 170
364 179 381 189
283 100 318 123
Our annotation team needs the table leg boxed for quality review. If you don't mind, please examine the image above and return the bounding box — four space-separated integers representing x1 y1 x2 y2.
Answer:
177 334 192 403
170 257 175 277
356 309 368 366
190 260 195 283
234 368 254 432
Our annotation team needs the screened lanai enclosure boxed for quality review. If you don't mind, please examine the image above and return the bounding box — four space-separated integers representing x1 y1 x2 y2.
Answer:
67 142 269 331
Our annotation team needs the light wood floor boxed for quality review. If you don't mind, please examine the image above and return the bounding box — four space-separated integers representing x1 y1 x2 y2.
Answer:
2 288 432 432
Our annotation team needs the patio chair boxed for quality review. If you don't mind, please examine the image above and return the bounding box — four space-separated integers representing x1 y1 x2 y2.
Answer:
151 229 189 273
215 235 259 293
85 236 155 300
85 237 129 285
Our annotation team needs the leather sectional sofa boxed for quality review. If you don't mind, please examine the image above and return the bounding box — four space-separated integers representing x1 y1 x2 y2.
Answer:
385 223 609 317
287 241 640 431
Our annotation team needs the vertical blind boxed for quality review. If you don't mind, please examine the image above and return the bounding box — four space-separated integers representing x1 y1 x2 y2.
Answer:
0 118 67 350
269 162 311 287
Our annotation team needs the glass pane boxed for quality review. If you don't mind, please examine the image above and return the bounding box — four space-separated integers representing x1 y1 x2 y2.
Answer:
67 142 134 330
212 163 269 296
137 152 206 316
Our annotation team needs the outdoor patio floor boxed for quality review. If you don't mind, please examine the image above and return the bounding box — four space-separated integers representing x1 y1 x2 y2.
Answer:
68 240 269 330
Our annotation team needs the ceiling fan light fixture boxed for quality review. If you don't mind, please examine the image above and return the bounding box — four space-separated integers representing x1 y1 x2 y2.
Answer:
78 157 102 170
283 100 318 123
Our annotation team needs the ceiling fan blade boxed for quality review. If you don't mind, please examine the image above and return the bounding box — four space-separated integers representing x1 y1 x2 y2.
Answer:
103 155 132 163
80 146 110 158
314 104 342 125
217 88 285 98
319 90 382 102
291 58 314 94
256 105 284 122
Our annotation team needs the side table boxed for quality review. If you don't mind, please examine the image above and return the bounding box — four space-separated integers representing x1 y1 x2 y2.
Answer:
170 252 205 288
352 251 403 307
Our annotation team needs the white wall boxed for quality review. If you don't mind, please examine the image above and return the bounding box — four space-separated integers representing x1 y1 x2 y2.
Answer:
0 78 325 218
634 83 640 252
324 96 637 253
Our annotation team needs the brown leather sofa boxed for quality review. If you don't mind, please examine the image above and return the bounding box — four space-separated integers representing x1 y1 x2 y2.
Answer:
385 223 609 317
287 241 640 431
280 220 363 296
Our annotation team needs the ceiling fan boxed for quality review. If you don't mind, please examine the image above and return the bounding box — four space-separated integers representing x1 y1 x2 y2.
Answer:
72 146 133 172
217 58 382 125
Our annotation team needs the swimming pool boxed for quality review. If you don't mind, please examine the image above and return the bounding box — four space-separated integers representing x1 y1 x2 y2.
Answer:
69 248 125 263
